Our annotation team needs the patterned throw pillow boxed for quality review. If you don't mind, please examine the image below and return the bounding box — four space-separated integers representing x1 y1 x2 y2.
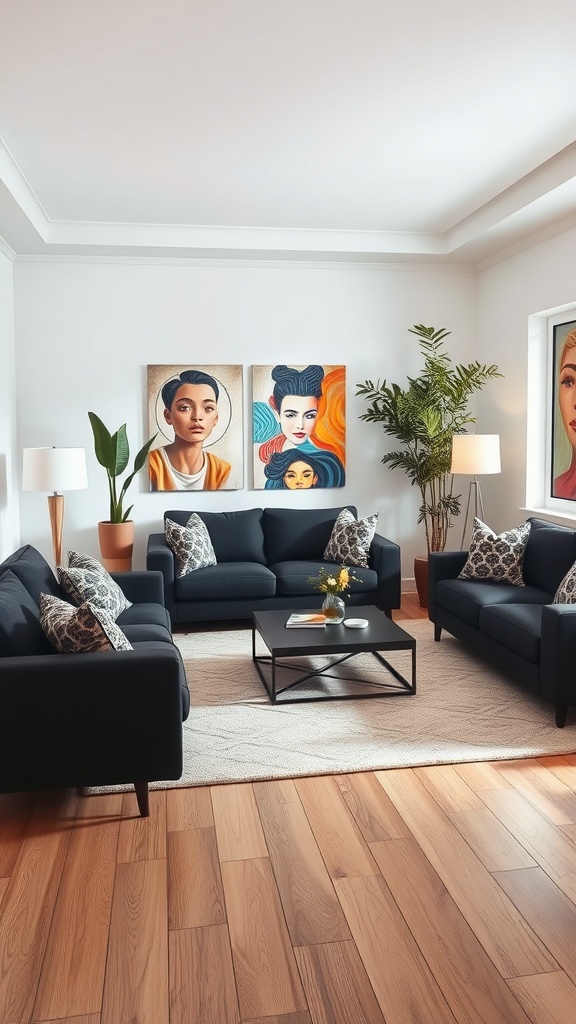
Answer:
57 561 131 618
553 560 576 603
165 514 217 577
458 518 530 586
323 509 378 569
39 593 133 653
67 550 132 608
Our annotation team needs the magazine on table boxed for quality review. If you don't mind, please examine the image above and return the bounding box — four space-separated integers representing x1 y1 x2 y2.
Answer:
285 611 327 628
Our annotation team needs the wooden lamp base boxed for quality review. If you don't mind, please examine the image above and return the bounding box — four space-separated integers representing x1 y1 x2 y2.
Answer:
47 493 64 567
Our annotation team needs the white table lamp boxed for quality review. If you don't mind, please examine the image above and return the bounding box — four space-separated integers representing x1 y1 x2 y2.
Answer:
22 447 88 565
450 434 501 548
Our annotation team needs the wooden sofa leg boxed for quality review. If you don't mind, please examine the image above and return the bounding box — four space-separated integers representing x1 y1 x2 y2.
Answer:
555 704 568 729
134 781 150 817
434 624 442 641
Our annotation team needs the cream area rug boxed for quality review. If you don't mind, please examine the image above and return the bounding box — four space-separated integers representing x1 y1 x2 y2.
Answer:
89 619 576 795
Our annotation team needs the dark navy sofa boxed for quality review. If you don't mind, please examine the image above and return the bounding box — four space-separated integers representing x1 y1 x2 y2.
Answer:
147 505 401 623
429 517 576 727
0 544 190 814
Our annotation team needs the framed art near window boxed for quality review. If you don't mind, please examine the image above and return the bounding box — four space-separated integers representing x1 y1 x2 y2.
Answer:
551 320 576 501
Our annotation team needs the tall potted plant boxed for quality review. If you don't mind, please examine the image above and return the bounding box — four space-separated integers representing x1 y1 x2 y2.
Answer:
88 412 157 570
356 325 502 604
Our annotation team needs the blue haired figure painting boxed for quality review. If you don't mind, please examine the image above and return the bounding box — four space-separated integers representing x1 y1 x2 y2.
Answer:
147 364 243 490
252 363 346 489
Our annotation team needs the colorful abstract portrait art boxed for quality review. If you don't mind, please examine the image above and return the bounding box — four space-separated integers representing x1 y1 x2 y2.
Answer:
552 320 576 500
147 364 243 491
252 364 346 490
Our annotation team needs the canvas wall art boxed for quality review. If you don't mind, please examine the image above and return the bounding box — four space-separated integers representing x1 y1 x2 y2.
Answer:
252 363 346 490
551 320 576 500
147 364 243 491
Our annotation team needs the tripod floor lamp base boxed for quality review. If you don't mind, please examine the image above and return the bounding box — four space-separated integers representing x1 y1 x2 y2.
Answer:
450 434 501 551
459 478 485 549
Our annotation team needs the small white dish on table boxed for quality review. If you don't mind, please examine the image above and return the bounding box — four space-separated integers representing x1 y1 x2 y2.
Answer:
344 618 369 629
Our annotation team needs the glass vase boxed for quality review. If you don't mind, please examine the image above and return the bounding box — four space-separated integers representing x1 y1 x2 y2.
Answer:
322 592 345 623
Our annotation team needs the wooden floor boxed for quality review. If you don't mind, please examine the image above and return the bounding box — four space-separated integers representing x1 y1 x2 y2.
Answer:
2 595 576 1023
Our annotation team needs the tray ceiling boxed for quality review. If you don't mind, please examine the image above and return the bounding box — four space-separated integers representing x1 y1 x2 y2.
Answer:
1 0 576 264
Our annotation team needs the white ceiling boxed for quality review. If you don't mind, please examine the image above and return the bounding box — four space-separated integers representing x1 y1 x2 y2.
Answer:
1 0 576 264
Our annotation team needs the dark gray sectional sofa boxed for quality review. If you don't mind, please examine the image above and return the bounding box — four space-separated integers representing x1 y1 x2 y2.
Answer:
429 517 576 727
147 505 401 623
0 544 190 814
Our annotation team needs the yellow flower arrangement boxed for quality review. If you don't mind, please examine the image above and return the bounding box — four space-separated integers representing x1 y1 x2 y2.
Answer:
308 565 360 596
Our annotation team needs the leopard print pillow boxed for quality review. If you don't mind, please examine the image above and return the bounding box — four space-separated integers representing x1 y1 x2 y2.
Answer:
40 593 133 653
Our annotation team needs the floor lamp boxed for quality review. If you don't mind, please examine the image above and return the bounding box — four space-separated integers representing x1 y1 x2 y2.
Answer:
22 447 88 566
450 434 501 549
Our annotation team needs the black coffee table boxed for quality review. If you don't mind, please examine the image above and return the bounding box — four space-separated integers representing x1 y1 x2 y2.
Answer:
252 605 416 704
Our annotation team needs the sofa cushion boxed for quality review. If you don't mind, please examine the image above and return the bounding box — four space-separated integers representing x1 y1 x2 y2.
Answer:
165 516 217 576
0 570 54 656
323 509 378 568
272 559 377 597
117 603 172 631
263 506 357 564
459 518 530 586
121 622 174 644
2 544 67 604
523 518 576 593
479 604 543 664
435 578 551 628
57 564 131 618
164 508 267 565
175 562 276 601
39 593 133 653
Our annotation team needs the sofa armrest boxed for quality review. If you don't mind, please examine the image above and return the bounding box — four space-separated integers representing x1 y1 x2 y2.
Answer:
111 569 165 605
147 532 176 616
428 550 468 622
369 532 401 612
541 603 576 723
0 646 188 793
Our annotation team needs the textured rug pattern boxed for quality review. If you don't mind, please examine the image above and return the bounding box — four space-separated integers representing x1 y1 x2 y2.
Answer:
89 619 576 794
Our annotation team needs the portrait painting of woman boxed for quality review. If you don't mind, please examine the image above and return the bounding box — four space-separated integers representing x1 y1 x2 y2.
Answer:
147 364 243 491
552 323 576 500
252 363 346 490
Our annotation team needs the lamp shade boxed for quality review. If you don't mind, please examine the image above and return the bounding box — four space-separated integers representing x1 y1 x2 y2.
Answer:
450 434 501 476
22 447 88 493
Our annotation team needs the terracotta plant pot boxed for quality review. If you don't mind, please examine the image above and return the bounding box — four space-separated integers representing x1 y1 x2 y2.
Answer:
414 555 428 608
98 521 134 572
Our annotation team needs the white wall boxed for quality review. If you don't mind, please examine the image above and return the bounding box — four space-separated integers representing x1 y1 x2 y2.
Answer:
0 249 19 558
477 225 576 533
14 258 478 574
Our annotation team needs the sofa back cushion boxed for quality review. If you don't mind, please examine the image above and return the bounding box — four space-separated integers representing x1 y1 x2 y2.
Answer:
164 508 266 564
1 544 66 605
523 517 576 595
263 505 358 564
0 569 55 656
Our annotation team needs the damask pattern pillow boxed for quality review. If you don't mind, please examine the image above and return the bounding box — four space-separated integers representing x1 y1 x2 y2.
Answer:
553 560 576 603
165 514 217 577
57 563 131 618
67 550 132 608
323 509 378 569
458 518 530 586
39 593 133 653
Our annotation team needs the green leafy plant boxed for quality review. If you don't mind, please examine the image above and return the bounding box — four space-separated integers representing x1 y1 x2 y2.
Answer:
356 325 502 553
88 412 157 523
